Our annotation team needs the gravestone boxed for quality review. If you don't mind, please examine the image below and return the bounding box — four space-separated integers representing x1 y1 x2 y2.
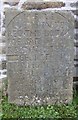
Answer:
5 8 74 105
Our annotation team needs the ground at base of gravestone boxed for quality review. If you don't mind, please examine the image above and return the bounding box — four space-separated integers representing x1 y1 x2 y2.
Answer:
0 79 78 119
0 90 2 120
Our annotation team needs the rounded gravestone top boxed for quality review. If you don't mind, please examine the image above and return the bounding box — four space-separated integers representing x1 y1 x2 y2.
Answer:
21 1 65 10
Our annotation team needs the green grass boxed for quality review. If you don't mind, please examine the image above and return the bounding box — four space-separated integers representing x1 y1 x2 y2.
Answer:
1 95 77 119
1 80 78 119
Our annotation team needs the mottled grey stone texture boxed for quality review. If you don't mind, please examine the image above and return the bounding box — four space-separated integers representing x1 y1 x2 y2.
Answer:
5 9 74 106
21 1 65 10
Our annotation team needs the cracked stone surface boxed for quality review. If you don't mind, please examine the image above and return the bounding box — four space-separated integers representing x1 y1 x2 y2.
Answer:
5 8 74 106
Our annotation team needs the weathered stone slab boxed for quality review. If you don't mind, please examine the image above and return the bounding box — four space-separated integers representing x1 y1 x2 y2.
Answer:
3 0 19 6
22 1 65 10
5 9 74 105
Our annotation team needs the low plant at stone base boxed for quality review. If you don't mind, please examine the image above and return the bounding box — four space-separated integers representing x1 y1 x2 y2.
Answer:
0 90 3 120
1 95 77 119
0 101 2 120
1 79 78 119
2 79 8 97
